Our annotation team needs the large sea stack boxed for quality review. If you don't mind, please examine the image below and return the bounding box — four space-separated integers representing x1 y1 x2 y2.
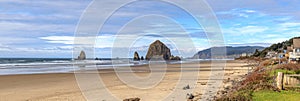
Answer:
133 51 140 61
78 50 86 60
146 40 171 60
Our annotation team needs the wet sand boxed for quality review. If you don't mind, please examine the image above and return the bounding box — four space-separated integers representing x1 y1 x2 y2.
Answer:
0 60 250 101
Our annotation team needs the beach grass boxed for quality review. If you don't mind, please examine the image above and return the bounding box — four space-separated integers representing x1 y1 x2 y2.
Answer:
272 69 298 74
253 90 300 101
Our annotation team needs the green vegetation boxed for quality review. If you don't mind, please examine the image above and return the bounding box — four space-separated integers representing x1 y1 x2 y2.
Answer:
217 60 300 101
275 63 300 74
253 90 300 101
221 36 300 100
252 49 261 57
219 36 300 100
216 66 278 101
271 69 298 75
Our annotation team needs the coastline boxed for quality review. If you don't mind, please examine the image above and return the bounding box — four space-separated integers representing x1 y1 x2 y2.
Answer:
0 59 233 76
0 60 250 101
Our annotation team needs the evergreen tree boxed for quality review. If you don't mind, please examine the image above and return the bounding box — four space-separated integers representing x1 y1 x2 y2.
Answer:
253 49 260 57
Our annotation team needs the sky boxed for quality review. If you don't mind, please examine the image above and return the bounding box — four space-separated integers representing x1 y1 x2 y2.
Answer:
1 0 300 58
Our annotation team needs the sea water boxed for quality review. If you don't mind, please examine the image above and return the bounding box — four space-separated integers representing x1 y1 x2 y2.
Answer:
0 58 224 75
0 58 136 75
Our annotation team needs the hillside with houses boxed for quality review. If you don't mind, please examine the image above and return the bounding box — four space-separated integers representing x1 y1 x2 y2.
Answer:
217 37 300 100
251 37 300 63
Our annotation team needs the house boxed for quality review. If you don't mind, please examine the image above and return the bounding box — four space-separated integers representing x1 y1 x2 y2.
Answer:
241 53 248 57
266 51 277 59
287 46 293 52
289 38 300 63
285 46 293 58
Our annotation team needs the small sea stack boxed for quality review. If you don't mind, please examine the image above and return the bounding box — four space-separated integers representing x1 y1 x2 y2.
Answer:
141 56 144 60
77 50 86 60
170 55 181 60
133 51 140 61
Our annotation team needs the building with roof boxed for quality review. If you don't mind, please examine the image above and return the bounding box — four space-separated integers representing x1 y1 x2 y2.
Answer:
285 46 293 58
289 38 300 63
266 51 277 59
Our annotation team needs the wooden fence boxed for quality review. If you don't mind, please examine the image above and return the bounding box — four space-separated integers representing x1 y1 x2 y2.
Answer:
284 74 300 88
277 72 300 90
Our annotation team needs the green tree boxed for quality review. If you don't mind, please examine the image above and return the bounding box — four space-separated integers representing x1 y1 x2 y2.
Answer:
253 49 261 57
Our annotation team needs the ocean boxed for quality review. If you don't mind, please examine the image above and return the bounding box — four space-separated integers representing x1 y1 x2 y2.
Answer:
0 58 139 75
0 58 232 75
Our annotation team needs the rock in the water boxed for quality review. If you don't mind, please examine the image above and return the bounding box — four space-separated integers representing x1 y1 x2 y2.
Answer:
170 55 181 60
146 40 171 60
78 50 86 60
123 98 140 101
133 51 140 61
141 56 144 60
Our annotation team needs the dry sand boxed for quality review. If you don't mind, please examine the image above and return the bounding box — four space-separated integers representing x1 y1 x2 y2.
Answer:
0 60 251 101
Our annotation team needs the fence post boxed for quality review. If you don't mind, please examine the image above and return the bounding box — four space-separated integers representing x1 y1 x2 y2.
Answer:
277 72 284 90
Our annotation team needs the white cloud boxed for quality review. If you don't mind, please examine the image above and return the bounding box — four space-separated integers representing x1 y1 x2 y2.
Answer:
280 22 300 28
238 26 268 34
0 21 74 35
40 35 142 48
0 44 12 51
224 26 268 35
40 36 74 44
0 44 73 58
244 10 256 13
216 8 260 18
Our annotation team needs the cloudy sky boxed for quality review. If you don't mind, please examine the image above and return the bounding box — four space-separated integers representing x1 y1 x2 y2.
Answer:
1 0 300 58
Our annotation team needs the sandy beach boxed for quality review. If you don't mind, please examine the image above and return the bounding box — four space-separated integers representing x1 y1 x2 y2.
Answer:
0 60 251 101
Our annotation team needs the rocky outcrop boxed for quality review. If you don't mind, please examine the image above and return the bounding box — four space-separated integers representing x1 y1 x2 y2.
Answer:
145 40 181 60
78 50 86 60
133 51 140 61
146 40 171 60
170 55 181 60
141 56 144 60
123 98 140 101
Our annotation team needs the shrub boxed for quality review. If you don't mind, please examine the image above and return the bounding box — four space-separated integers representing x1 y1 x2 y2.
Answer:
216 65 279 101
275 63 300 71
260 60 273 67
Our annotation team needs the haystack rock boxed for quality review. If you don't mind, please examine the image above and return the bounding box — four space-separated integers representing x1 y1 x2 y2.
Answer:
146 40 171 60
78 50 86 60
133 51 140 61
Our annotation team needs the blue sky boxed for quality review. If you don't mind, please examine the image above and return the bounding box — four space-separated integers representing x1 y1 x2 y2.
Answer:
1 0 300 58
